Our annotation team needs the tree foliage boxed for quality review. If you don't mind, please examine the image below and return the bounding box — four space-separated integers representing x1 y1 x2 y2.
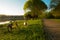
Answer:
24 12 39 19
50 1 60 18
23 0 47 19
50 0 60 8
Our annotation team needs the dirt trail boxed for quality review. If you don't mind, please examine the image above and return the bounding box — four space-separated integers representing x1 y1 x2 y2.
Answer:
43 19 60 40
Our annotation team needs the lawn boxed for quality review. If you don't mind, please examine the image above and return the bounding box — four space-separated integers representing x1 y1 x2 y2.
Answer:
48 19 60 23
0 20 45 40
53 19 60 23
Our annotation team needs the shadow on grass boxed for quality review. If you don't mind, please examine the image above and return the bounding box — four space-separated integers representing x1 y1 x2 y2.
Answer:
16 24 45 40
0 24 45 40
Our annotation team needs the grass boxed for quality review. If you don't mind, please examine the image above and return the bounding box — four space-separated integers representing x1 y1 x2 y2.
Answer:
0 20 45 40
48 19 60 23
53 19 60 22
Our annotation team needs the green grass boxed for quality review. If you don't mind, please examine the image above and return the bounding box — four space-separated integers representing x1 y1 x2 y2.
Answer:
0 20 45 40
53 19 60 22
49 19 60 22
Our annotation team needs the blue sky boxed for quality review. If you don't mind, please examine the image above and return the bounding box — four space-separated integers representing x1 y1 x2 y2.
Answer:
42 0 51 9
0 0 51 15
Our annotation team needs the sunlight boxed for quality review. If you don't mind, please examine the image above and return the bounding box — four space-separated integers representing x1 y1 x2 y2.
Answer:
0 0 24 16
0 21 10 25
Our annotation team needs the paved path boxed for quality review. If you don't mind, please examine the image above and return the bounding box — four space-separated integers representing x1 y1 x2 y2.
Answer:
43 19 60 40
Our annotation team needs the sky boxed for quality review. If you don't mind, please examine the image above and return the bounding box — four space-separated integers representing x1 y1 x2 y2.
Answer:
0 0 25 15
0 0 51 16
42 0 51 9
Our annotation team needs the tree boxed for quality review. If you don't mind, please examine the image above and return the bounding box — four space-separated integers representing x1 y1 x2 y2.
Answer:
50 0 60 8
23 0 47 19
24 11 39 19
46 12 54 18
24 12 32 20
50 1 60 18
